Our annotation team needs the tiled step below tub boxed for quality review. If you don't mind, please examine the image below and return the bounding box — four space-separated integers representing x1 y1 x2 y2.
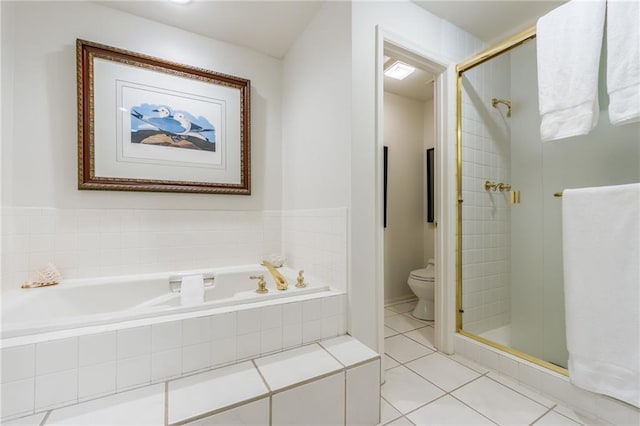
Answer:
4 336 380 426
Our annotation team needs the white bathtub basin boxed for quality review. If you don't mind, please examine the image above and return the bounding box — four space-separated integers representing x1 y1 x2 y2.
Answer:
1 265 329 339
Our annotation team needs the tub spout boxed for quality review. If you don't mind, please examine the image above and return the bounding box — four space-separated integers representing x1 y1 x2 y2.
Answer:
261 261 288 290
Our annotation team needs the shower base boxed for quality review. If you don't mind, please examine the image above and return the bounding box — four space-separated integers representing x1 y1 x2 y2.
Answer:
478 324 512 347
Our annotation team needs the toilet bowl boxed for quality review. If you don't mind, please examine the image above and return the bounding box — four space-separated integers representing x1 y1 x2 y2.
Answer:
407 259 435 320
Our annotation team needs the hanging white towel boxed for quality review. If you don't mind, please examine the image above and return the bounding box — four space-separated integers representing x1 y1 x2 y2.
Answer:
563 183 640 408
536 0 606 142
180 274 204 306
607 0 640 125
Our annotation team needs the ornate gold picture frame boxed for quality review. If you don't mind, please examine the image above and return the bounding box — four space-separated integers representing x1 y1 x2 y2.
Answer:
77 39 251 194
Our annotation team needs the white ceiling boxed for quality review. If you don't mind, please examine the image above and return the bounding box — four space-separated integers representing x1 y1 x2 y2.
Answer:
413 0 566 43
99 1 566 103
98 1 566 59
97 1 324 59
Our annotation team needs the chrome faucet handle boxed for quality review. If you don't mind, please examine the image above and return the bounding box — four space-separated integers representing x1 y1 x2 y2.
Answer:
296 270 307 288
250 275 268 294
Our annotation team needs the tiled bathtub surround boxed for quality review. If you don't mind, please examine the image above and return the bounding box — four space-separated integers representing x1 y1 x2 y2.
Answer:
3 336 380 426
282 208 348 292
0 293 347 421
0 207 281 291
1 207 348 293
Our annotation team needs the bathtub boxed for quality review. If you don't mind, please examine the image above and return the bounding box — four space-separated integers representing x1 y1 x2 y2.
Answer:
1 264 330 340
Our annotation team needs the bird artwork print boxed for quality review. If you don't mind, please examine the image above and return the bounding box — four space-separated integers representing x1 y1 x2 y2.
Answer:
129 103 217 152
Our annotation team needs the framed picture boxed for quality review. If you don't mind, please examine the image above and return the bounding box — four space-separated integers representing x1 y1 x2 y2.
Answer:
426 148 435 222
77 39 251 194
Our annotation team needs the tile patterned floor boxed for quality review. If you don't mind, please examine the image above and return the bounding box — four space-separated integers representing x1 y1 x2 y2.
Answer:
380 300 602 426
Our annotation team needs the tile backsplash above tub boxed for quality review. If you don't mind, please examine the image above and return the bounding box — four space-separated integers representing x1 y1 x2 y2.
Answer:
1 207 348 293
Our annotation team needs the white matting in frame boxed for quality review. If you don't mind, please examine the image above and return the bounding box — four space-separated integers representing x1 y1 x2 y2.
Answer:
94 58 239 184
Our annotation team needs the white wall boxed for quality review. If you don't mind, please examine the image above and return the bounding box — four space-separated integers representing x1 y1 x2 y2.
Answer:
281 1 351 210
350 0 483 350
383 91 425 304
0 1 284 289
423 100 435 265
1 1 282 211
279 2 351 293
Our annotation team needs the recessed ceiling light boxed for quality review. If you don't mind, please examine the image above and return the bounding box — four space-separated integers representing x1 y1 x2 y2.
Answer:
169 0 192 4
384 61 416 80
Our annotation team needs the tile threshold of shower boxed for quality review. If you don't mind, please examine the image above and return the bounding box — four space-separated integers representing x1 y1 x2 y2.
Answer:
382 300 609 426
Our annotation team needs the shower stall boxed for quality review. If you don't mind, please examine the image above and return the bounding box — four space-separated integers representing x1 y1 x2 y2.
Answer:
456 29 640 372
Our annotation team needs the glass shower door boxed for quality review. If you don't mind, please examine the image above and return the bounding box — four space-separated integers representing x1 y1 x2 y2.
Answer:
460 34 640 372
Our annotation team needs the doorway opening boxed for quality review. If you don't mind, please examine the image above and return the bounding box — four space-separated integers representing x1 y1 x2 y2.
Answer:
382 50 437 351
376 31 456 363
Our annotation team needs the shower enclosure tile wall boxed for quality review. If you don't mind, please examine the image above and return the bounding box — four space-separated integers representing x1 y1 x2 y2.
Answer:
461 54 512 335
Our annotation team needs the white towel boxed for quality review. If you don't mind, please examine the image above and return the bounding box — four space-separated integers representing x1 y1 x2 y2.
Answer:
607 0 640 125
180 274 204 306
563 183 640 408
536 0 606 142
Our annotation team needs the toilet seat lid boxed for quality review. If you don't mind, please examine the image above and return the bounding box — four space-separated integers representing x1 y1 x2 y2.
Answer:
410 264 435 281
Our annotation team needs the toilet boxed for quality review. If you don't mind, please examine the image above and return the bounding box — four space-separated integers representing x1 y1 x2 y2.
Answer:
407 258 435 320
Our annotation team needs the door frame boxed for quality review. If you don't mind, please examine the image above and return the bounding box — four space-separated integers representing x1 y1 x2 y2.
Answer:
375 26 457 356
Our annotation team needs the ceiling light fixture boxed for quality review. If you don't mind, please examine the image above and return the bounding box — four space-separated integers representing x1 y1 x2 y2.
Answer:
384 61 416 80
169 0 192 4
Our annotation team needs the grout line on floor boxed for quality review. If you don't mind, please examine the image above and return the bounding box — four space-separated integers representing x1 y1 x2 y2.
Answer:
380 395 402 425
550 406 586 426
384 298 418 309
528 405 555 425
384 336 494 423
415 365 484 397
382 321 582 426
448 392 501 425
383 322 430 336
403 415 416 425
485 373 552 409
401 327 436 350
383 324 404 334
39 410 52 426
384 352 404 366
444 353 491 374
400 392 449 418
